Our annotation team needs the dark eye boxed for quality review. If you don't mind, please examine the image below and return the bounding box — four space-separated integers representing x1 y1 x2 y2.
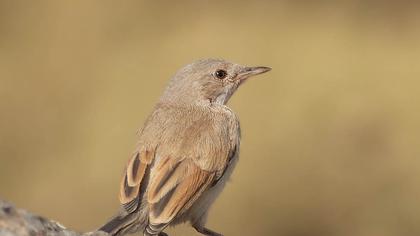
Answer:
214 69 228 79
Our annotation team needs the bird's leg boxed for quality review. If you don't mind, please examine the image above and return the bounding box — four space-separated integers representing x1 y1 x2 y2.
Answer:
193 225 223 236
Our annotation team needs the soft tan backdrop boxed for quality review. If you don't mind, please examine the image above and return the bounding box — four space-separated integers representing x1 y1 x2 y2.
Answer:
1 1 420 236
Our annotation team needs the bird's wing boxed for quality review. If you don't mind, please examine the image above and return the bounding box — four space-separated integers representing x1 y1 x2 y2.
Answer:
99 148 155 234
146 156 218 226
119 149 154 213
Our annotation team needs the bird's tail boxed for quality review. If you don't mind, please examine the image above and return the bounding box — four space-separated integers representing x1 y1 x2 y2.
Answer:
97 213 145 236
98 214 126 235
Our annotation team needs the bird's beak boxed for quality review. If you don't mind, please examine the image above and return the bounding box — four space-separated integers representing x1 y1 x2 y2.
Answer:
237 66 271 80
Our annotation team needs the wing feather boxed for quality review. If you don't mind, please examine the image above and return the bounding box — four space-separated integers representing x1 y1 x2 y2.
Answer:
119 149 154 213
147 158 216 225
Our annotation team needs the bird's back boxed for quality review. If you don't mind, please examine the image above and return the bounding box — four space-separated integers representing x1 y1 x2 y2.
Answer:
138 103 240 171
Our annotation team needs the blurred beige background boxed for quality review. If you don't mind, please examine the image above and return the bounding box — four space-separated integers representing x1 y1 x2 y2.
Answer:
1 1 420 236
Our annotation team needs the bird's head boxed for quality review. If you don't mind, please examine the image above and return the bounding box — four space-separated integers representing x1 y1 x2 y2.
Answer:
160 58 271 105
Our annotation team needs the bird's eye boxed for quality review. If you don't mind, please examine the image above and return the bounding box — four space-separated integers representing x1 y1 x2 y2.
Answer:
214 69 228 79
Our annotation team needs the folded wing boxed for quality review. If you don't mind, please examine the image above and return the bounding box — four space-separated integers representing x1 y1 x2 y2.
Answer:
147 156 217 225
119 149 154 213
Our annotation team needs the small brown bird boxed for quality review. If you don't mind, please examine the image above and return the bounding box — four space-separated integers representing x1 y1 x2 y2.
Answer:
98 59 270 236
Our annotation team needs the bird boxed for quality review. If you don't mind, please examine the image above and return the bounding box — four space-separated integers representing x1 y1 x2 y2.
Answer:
98 58 271 236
